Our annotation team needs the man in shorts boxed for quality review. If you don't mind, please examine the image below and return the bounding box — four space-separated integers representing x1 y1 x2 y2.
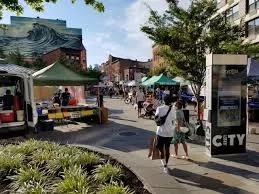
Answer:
135 88 145 118
155 95 175 173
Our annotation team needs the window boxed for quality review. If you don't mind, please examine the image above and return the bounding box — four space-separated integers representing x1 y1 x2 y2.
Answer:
76 56 80 60
66 55 70 59
247 0 259 13
247 17 259 37
226 4 239 22
71 56 75 60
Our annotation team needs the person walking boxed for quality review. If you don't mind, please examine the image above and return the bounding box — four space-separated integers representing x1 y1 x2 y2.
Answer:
61 88 71 106
136 88 145 118
155 95 175 173
155 87 160 100
171 101 189 160
109 88 113 98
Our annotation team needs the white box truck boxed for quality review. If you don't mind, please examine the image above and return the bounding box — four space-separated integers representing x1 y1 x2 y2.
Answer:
0 64 37 134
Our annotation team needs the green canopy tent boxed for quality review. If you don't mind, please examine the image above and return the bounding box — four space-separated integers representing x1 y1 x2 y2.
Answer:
142 74 179 86
33 62 97 86
141 76 149 83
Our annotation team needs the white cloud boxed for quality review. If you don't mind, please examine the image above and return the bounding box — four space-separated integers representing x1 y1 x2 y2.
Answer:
105 17 117 26
87 32 111 46
87 0 191 64
121 0 169 47
117 0 190 56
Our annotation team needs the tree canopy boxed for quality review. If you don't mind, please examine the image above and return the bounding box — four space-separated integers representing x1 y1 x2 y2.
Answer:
141 0 259 118
0 0 104 21
142 0 259 90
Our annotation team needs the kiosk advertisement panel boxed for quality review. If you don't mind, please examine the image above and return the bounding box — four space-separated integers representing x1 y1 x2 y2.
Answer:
205 54 247 156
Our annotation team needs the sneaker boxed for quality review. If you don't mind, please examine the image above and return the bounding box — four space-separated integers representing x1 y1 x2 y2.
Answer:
171 154 179 159
163 166 169 174
182 156 190 160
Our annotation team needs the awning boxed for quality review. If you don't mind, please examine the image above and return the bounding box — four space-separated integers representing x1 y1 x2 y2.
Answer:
141 76 149 83
0 63 35 75
142 74 179 86
172 76 190 86
33 62 97 86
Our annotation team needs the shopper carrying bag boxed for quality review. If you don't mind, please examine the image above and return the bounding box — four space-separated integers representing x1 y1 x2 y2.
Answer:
153 95 175 174
171 101 190 160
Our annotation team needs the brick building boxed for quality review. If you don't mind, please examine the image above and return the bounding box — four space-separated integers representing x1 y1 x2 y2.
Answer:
42 47 87 69
101 55 151 82
152 44 165 69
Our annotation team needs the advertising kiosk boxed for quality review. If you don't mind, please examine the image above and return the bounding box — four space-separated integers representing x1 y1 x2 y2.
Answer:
205 54 247 156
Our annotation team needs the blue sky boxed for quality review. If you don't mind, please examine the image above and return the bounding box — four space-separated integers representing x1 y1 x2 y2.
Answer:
1 0 189 66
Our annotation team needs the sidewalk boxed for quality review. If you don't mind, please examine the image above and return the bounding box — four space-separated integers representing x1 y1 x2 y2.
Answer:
31 97 259 194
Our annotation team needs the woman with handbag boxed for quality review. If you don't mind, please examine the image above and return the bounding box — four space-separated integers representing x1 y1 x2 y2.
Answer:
154 95 174 174
171 101 189 160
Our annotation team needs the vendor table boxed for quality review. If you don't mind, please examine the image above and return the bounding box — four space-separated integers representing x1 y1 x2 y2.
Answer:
37 105 99 120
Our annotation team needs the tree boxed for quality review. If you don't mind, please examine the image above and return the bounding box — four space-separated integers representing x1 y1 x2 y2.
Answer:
141 0 259 120
148 65 167 77
6 49 26 67
58 56 103 81
0 0 104 22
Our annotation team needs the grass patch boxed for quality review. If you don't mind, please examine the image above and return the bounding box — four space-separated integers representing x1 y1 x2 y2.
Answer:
93 163 122 183
97 182 134 194
56 165 89 194
0 152 23 178
0 140 148 194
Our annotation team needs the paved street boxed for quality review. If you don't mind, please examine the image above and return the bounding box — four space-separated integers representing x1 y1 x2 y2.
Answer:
32 97 259 194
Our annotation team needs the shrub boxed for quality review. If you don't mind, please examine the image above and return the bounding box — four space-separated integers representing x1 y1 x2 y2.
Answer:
14 181 49 194
56 165 89 194
47 153 74 174
9 167 58 193
31 149 54 166
56 145 82 155
36 141 60 152
4 142 36 156
97 182 134 194
0 152 23 178
47 149 100 173
93 163 122 183
75 152 100 166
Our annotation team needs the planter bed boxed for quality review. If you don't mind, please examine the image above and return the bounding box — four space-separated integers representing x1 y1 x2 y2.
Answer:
0 139 151 194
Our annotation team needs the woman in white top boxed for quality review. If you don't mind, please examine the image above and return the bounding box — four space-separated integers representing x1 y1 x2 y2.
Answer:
155 95 174 173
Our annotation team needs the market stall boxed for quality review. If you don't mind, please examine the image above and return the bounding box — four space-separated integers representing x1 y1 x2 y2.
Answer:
142 74 179 86
32 62 100 127
141 74 180 100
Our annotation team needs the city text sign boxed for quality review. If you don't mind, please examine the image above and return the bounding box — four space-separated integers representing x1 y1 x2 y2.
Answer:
205 54 247 156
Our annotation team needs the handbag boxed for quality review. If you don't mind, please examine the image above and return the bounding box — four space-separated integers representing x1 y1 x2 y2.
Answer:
148 136 164 160
155 105 172 126
179 110 190 134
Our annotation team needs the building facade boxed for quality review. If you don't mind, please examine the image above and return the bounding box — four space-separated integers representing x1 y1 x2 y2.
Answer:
217 0 259 43
0 16 87 69
101 55 151 82
152 44 164 69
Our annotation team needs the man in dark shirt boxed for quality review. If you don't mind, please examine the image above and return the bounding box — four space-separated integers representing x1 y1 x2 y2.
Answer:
61 88 71 106
3 90 14 110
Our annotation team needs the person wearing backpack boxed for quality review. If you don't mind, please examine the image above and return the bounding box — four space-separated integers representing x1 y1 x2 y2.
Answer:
155 95 175 174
